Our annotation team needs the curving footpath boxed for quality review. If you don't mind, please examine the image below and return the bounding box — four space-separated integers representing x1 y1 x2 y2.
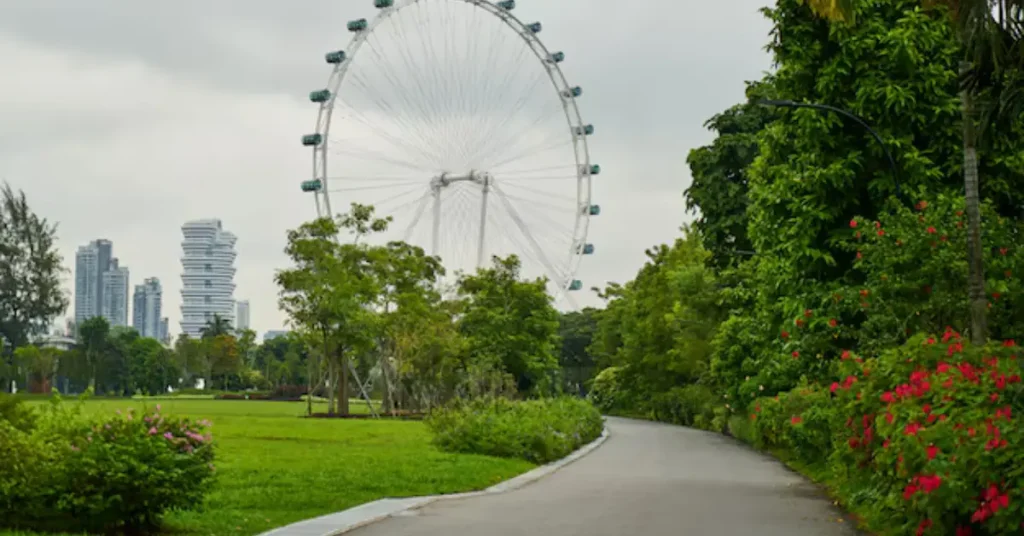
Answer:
277 417 861 536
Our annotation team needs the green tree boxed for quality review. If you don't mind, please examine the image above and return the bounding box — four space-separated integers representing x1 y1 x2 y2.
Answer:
557 308 600 396
77 316 110 390
457 255 561 396
172 334 204 389
129 337 179 395
800 0 1024 344
276 204 387 416
371 240 445 412
200 314 233 339
206 334 241 390
12 345 57 393
0 183 67 351
685 82 777 268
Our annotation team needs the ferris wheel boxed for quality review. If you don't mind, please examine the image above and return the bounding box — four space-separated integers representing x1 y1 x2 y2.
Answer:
299 0 600 302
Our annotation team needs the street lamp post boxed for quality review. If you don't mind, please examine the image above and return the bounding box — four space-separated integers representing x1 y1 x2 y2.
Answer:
757 99 904 204
728 100 905 258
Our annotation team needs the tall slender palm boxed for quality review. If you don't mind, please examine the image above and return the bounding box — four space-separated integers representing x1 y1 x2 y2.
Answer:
800 0 1024 344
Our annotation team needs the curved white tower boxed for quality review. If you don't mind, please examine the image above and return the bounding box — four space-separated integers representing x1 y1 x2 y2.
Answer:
180 219 237 338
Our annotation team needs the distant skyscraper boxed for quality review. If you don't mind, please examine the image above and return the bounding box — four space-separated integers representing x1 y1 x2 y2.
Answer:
74 239 113 324
180 219 237 338
101 258 129 327
236 300 250 331
132 277 163 338
159 318 170 344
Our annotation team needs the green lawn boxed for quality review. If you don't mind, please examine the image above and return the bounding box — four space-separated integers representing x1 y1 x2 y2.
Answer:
2 398 535 536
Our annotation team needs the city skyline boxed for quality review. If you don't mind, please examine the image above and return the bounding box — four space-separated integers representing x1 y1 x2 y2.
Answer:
70 232 275 341
1 0 773 339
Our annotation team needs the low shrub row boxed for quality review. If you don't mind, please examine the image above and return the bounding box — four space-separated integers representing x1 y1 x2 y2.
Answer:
426 397 604 464
0 392 216 534
740 331 1024 535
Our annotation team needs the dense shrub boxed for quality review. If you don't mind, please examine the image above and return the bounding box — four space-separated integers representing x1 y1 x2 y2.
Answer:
746 332 1024 535
0 396 216 533
426 397 603 464
0 392 36 432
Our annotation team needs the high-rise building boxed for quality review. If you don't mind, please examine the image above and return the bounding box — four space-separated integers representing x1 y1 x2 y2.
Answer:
101 258 129 327
132 277 163 339
236 300 250 331
74 239 113 325
180 219 237 338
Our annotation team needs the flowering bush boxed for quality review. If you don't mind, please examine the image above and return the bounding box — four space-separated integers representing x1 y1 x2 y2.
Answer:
764 331 1024 536
0 395 216 533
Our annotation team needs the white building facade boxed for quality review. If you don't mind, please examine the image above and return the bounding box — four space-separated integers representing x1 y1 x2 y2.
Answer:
101 258 129 327
180 219 237 338
132 277 163 339
236 300 250 331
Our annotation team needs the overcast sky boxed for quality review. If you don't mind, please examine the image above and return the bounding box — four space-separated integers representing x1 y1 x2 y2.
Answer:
0 0 773 338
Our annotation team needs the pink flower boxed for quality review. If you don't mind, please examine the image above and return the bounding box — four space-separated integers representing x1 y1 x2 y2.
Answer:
164 432 174 440
155 404 162 412
148 427 158 436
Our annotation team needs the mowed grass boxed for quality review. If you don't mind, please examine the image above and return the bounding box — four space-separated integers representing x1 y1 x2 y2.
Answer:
3 398 535 536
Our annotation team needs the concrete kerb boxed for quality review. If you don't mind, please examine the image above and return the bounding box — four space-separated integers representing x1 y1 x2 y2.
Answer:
257 425 611 536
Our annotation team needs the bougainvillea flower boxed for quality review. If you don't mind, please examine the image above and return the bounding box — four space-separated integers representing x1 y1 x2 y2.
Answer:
829 318 838 328
849 219 857 228
881 391 895 403
926 445 939 460
791 351 800 359
830 382 840 393
780 330 789 339
926 226 937 234
790 416 802 425
916 520 932 536
904 422 924 436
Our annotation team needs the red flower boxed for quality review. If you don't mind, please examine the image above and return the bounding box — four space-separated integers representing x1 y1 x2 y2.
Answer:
849 219 858 228
841 350 851 360
795 318 805 327
780 330 789 340
830 382 840 393
1005 270 1012 278
916 520 932 536
922 404 932 414
918 474 942 493
1000 247 1008 256
990 393 999 402
947 342 964 356
859 289 869 298
856 251 863 260
828 318 838 328
926 444 939 460
1004 339 1016 348
936 362 950 374
927 414 938 424
791 351 800 359
848 437 860 448
790 416 802 425
924 337 936 345
803 309 812 318
903 482 919 500
905 422 923 436
992 292 1001 301
876 229 885 236
886 412 894 424
916 200 928 211
956 526 973 536
995 406 1012 420
842 375 857 389
882 438 890 448
942 377 954 389
881 391 895 403
926 226 937 234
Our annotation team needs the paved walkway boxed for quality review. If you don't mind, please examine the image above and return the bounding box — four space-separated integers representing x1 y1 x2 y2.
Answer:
350 417 859 536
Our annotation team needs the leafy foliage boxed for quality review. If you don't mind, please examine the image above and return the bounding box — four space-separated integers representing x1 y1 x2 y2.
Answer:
0 184 67 389
0 395 216 533
426 397 603 464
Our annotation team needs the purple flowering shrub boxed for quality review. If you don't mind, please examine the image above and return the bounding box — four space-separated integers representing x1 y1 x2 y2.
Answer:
0 395 216 534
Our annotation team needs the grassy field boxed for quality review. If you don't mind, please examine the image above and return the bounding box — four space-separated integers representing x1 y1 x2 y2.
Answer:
2 398 535 536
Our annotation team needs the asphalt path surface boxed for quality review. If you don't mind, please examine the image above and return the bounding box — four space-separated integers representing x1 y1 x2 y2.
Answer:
351 417 860 535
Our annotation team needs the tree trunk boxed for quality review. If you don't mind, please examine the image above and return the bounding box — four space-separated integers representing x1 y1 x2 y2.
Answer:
338 349 350 417
961 61 988 345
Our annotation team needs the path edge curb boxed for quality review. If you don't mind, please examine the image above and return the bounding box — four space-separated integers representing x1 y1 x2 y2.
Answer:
257 424 611 536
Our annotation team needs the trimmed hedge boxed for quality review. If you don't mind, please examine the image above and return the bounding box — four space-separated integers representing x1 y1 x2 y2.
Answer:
745 331 1024 535
426 397 603 464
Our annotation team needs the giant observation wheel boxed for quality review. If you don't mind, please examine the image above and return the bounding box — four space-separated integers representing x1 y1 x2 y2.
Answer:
299 0 600 301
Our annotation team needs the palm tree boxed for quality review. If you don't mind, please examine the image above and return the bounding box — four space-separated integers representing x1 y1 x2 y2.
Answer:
801 0 1024 344
199 314 233 340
